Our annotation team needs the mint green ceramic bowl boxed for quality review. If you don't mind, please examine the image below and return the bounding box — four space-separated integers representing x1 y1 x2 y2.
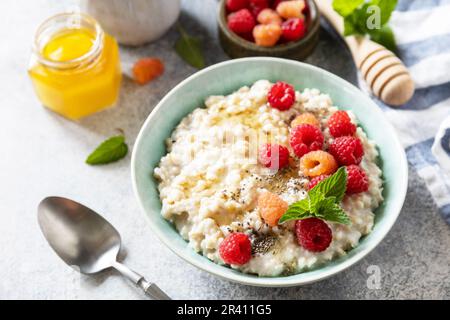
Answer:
131 57 408 287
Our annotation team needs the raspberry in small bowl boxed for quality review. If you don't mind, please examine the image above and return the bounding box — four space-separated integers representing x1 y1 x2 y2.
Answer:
218 0 320 60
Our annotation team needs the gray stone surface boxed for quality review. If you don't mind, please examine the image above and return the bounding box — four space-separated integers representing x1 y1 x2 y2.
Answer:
0 0 449 299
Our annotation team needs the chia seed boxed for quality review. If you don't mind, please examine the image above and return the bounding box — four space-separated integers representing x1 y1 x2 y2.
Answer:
252 235 277 255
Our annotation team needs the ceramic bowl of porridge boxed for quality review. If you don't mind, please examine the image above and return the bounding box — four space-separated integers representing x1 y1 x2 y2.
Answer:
131 57 407 287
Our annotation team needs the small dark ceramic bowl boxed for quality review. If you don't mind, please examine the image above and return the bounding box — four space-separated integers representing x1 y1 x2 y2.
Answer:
218 0 320 60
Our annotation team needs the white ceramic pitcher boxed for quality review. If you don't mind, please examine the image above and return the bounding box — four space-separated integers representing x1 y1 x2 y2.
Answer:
81 0 181 46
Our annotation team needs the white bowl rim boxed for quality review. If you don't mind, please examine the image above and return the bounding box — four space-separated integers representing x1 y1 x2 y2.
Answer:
131 57 408 287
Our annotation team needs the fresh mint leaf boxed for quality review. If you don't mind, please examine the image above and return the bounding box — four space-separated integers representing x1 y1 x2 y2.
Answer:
374 0 398 26
369 24 397 52
351 2 374 34
310 167 347 203
86 135 128 165
308 191 325 214
314 196 337 218
333 0 364 17
322 204 351 225
280 192 350 225
278 208 313 224
343 15 357 36
287 199 310 212
279 199 310 223
279 165 351 225
175 25 205 69
333 0 398 51
359 0 397 33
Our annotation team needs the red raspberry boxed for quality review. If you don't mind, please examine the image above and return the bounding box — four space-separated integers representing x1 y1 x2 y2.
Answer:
328 110 357 138
289 124 324 158
346 165 369 194
219 232 252 265
227 9 256 34
226 0 249 12
329 136 364 166
268 81 295 110
308 174 329 190
249 0 270 17
258 143 290 170
295 218 332 252
281 18 307 42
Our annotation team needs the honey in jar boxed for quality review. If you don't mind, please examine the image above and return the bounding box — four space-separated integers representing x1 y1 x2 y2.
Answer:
28 13 122 120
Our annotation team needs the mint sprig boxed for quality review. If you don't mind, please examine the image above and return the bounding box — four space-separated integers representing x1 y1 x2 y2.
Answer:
85 135 128 165
311 165 347 202
333 0 365 17
279 167 350 225
174 24 205 69
332 0 398 52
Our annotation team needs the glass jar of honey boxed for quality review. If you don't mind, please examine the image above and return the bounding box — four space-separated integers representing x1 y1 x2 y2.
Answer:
28 13 122 120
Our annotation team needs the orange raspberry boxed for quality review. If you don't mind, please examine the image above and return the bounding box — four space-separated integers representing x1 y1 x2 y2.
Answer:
253 23 282 47
257 192 288 227
291 112 320 128
300 150 338 177
276 0 305 19
132 58 164 85
257 8 282 25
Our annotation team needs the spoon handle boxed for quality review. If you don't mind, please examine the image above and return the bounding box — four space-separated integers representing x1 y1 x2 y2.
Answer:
138 279 171 300
113 261 171 300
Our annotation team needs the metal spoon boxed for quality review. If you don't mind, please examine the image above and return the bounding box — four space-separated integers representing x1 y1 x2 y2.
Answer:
38 196 170 300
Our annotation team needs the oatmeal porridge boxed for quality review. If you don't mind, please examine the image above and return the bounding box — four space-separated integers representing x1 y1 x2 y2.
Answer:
153 80 383 276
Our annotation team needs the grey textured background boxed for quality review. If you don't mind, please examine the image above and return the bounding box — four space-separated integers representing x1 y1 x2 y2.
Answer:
0 0 449 299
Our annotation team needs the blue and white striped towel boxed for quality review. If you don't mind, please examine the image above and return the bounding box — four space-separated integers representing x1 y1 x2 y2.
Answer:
357 0 450 224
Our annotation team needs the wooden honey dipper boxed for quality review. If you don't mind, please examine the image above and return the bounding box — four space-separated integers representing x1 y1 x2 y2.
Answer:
315 0 415 106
